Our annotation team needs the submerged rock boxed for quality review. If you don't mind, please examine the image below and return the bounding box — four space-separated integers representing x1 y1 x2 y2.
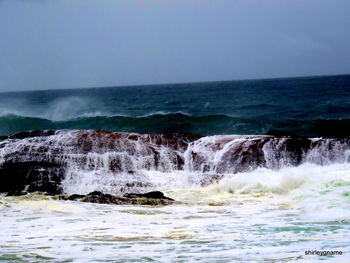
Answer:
124 191 174 200
4 190 28 197
57 191 176 206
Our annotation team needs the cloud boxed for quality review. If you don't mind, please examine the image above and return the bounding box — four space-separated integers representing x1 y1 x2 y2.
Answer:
0 0 349 91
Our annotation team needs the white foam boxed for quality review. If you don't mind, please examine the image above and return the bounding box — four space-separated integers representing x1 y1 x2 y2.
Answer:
2 131 350 204
169 163 350 222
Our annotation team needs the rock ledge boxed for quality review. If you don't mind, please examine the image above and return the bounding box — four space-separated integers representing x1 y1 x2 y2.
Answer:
5 190 177 206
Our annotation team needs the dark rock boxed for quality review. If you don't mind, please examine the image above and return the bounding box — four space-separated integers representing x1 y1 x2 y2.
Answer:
67 194 85 200
0 161 65 194
9 130 56 140
87 191 104 196
0 136 8 141
5 191 28 196
266 129 300 138
283 137 312 165
81 193 117 204
26 182 63 195
213 137 269 173
57 191 175 206
123 191 174 201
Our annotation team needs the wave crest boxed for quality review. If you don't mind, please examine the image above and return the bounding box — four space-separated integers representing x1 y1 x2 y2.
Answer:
2 113 350 137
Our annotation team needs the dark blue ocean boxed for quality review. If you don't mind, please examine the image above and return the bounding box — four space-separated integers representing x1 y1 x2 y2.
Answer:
1 74 350 136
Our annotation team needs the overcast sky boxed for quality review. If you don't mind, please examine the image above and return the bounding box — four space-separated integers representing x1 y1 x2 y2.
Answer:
0 0 349 91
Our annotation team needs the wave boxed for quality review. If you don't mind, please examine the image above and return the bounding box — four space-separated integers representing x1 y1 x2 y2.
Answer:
0 113 261 136
1 113 350 137
136 111 191 118
169 163 350 222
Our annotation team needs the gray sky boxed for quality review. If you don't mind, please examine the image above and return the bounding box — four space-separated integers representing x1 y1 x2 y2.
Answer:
0 0 349 91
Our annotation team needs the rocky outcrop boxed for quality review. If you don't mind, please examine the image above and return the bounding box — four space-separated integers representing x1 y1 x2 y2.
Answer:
0 129 350 196
4 190 176 206
57 191 176 206
0 161 65 194
0 130 202 194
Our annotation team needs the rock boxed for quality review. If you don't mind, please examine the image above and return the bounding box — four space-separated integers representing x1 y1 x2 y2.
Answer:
66 194 85 200
123 191 174 200
9 130 56 140
0 161 65 194
0 130 204 195
0 136 8 141
266 129 300 138
1 129 350 196
87 191 104 196
57 191 176 206
5 191 28 196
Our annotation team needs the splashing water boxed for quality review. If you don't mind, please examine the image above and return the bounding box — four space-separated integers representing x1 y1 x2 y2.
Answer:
0 131 350 261
1 74 350 261
1 163 350 262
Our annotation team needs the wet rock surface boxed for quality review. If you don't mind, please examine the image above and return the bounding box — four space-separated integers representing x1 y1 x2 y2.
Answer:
0 161 65 194
1 129 350 195
4 190 176 206
57 191 176 206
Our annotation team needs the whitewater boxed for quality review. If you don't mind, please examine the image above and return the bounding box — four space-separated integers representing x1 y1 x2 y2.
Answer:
1 129 350 262
1 163 350 262
1 75 350 262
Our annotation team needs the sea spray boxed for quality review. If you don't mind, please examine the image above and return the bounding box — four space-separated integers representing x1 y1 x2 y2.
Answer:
1 75 350 137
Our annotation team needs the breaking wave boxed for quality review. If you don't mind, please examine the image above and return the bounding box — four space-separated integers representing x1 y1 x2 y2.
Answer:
1 113 350 137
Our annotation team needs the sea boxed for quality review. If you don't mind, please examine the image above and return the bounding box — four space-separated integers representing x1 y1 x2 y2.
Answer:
1 75 350 262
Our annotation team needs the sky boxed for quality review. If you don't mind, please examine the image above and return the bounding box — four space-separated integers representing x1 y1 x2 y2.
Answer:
0 0 349 92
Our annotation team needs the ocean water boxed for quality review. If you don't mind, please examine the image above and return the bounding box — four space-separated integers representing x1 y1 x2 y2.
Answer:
1 164 350 262
0 75 350 136
1 75 350 262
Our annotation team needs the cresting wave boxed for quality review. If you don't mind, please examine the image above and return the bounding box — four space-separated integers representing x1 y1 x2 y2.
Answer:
1 113 350 137
1 129 350 195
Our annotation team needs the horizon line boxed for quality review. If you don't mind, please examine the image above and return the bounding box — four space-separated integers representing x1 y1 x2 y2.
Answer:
1 72 350 94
